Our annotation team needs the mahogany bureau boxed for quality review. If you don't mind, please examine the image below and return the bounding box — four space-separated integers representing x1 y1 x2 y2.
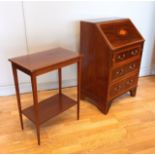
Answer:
80 18 144 114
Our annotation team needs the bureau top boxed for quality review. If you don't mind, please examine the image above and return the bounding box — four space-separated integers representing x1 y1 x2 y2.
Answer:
9 47 81 73
81 18 144 50
81 17 123 23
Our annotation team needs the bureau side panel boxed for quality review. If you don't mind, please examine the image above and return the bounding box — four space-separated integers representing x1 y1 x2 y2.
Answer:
80 22 111 112
80 22 96 99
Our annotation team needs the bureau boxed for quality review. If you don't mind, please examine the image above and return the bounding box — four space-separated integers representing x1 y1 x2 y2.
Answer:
80 18 144 114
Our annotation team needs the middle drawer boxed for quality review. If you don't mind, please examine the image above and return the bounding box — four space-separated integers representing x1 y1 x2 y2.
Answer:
111 60 140 81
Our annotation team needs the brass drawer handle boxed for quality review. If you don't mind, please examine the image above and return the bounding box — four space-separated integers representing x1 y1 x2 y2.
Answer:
131 49 138 56
114 85 122 91
117 54 126 61
116 69 124 75
126 79 133 85
129 63 136 70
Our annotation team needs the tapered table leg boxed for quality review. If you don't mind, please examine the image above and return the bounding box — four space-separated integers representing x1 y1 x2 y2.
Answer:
58 68 62 94
77 60 81 120
31 75 40 145
12 64 24 130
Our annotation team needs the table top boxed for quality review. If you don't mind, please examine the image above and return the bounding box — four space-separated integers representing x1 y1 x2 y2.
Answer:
9 47 81 73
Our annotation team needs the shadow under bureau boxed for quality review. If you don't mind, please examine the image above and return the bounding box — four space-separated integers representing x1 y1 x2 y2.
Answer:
80 18 144 114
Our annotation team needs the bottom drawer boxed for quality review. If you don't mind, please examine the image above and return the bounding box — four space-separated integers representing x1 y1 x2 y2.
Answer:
109 75 138 99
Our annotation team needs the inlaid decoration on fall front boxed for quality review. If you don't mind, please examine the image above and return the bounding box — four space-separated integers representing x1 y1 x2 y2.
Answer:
80 18 144 114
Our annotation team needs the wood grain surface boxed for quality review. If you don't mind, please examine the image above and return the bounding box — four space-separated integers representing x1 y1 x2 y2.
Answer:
80 18 144 114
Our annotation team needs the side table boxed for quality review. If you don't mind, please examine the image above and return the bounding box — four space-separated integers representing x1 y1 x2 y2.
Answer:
9 47 82 145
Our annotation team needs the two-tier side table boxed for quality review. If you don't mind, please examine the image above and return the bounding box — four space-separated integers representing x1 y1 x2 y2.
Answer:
9 47 82 145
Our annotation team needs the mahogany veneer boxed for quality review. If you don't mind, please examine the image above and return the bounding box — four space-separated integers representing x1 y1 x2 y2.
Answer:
9 47 82 145
80 18 144 114
22 94 77 124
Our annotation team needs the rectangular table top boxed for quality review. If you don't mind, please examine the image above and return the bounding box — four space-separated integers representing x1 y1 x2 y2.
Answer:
9 47 81 73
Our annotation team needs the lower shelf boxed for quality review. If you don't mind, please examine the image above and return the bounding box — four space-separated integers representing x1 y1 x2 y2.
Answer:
22 94 77 125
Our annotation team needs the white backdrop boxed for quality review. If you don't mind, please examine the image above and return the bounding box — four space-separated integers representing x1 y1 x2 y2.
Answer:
0 1 155 96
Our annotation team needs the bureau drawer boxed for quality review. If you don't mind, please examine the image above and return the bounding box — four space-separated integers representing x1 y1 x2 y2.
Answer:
114 46 140 64
112 60 139 81
109 75 138 99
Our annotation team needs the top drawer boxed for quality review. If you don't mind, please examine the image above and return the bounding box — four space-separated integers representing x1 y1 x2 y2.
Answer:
113 46 141 64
